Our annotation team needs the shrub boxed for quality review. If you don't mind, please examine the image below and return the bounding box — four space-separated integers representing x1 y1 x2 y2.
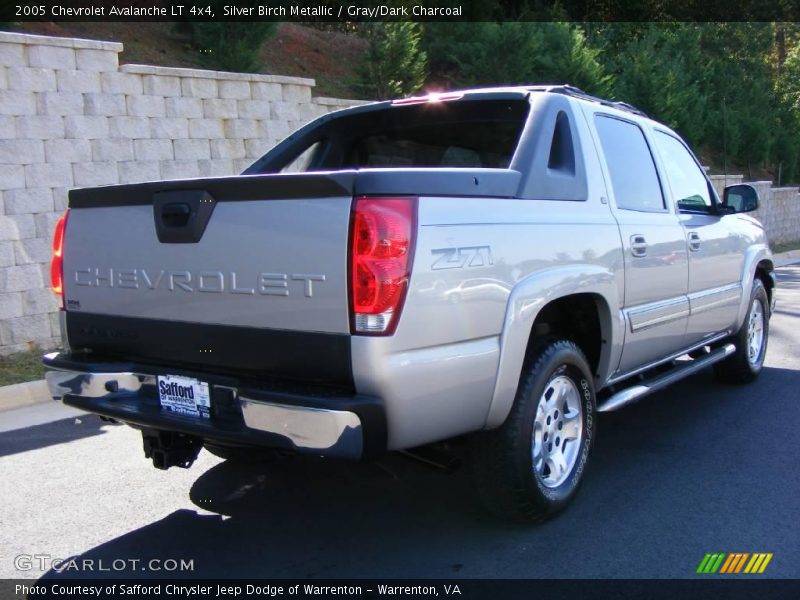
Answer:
425 22 612 96
355 22 428 100
186 2 277 73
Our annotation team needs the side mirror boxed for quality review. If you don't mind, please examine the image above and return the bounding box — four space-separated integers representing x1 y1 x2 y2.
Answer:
722 183 760 213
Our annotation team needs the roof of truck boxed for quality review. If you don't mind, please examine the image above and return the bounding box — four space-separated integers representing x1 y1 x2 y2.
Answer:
396 85 648 118
524 84 649 117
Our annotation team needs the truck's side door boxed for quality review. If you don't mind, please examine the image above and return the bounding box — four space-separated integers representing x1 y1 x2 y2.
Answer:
650 130 745 345
589 112 690 374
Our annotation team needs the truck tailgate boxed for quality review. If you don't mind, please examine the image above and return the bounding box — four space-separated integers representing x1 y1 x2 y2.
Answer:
62 173 355 383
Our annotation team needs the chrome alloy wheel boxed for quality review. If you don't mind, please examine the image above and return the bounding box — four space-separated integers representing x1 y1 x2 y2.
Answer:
747 297 765 366
532 374 583 488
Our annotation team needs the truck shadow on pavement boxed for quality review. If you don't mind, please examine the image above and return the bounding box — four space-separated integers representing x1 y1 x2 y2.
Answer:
36 362 800 580
0 415 110 459
775 265 800 287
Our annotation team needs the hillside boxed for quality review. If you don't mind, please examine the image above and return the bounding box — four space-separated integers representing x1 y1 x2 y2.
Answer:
7 21 365 99
3 21 787 183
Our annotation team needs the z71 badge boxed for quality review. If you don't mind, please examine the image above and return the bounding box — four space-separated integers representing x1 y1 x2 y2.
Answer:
431 246 494 270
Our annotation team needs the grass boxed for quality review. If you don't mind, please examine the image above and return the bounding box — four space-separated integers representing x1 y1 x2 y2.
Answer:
773 241 800 254
0 348 49 386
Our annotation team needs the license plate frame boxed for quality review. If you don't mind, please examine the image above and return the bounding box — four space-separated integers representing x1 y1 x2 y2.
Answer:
157 375 211 419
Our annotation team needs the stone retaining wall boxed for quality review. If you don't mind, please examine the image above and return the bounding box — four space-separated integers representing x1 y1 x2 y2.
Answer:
0 31 798 354
0 31 364 354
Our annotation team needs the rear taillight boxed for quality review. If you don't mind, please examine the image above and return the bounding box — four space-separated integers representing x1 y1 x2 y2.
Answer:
350 196 417 335
50 209 69 305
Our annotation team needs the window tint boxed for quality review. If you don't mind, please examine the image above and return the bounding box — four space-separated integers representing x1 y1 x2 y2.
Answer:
595 115 664 212
259 100 528 173
343 120 522 169
653 131 712 210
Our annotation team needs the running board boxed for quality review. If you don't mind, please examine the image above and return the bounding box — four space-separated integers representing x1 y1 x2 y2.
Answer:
597 343 736 413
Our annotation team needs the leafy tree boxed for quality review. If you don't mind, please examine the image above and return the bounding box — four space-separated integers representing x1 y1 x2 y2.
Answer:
425 22 611 96
592 22 800 181
187 1 277 73
355 22 428 100
701 24 780 175
605 24 710 148
775 43 800 181
780 41 800 114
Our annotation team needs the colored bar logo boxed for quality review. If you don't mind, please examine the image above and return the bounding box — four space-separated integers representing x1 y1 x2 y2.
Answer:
697 553 773 574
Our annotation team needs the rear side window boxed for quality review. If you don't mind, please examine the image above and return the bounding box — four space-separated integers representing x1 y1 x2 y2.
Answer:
595 115 665 212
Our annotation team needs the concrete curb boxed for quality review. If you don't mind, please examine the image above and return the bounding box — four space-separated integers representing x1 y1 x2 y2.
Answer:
775 249 800 268
0 248 798 413
0 379 51 413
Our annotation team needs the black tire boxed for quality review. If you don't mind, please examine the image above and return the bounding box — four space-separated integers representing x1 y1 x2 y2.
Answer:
714 278 770 384
471 339 596 522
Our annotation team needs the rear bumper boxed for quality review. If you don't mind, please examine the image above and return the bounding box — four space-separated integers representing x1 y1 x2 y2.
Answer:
43 352 385 460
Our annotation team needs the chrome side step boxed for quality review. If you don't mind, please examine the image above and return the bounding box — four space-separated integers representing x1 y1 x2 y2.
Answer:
597 343 736 413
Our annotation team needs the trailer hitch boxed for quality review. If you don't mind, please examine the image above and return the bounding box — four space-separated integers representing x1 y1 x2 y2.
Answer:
142 430 202 470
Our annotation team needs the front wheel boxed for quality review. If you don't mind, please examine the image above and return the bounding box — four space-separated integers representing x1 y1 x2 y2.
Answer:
714 278 770 384
471 339 596 522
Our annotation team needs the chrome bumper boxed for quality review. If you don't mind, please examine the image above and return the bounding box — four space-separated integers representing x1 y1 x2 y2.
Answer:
46 369 153 399
240 398 361 457
45 360 364 459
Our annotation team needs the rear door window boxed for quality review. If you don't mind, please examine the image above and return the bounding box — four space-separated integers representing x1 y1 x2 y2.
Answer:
594 115 665 212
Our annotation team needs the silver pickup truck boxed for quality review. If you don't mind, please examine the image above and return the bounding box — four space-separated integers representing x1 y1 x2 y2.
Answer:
44 85 775 521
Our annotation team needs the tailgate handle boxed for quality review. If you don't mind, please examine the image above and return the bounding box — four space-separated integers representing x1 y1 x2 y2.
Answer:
153 190 216 244
161 202 191 228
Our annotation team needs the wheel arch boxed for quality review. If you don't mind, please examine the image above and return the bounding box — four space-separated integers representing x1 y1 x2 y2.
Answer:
484 265 622 429
736 244 775 329
755 258 775 308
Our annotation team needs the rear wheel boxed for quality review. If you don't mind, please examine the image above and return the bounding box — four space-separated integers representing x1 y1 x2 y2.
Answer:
714 278 769 384
471 339 595 522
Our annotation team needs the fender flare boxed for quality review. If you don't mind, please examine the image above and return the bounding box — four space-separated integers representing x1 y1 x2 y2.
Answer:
484 264 623 429
735 244 774 328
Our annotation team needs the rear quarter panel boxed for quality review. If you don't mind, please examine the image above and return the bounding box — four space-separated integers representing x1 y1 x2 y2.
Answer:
352 194 623 449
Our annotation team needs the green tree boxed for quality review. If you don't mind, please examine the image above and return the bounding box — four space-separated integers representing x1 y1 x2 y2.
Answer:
602 24 711 148
425 22 611 96
355 22 428 100
187 1 277 73
775 42 800 181
593 22 800 181
701 24 779 176
780 42 800 113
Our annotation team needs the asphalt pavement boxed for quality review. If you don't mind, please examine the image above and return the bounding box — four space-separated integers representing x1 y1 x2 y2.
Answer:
1 267 799 580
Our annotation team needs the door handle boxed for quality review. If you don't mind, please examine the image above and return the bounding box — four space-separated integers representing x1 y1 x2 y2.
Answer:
630 234 648 257
688 231 701 252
